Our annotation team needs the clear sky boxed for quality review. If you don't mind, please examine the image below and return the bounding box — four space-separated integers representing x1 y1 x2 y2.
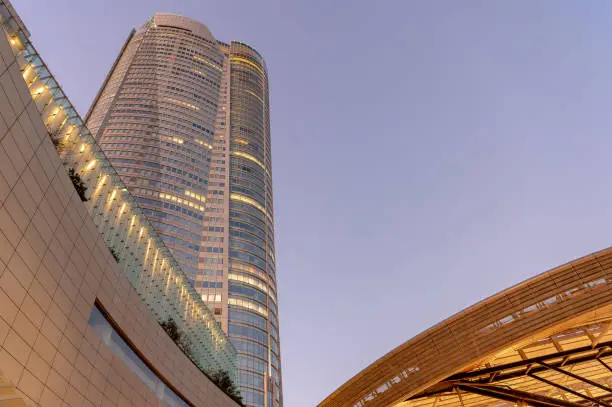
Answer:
15 1 612 406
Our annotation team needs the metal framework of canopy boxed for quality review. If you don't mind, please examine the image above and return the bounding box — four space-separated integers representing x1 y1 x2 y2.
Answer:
407 322 612 407
319 248 612 407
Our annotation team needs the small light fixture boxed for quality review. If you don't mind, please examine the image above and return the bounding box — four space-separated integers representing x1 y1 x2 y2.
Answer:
85 160 96 171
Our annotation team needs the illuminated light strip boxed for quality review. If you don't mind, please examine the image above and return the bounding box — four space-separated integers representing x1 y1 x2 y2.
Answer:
166 97 199 111
228 273 267 292
246 90 264 104
159 192 205 211
196 138 213 149
231 151 265 170
228 273 276 303
230 193 274 224
32 85 46 98
228 297 268 317
230 193 265 214
58 117 68 131
47 106 62 123
84 160 96 171
63 125 76 141
231 263 268 281
229 264 278 304
96 175 107 190
24 69 39 87
230 57 265 76
193 55 222 72
184 190 205 202
22 64 31 78
162 135 184 144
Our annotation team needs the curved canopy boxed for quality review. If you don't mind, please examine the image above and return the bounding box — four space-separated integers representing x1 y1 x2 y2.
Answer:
319 248 612 407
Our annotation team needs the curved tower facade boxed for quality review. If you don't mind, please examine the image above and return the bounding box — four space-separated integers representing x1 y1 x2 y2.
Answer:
87 13 282 407
225 41 282 407
87 14 224 277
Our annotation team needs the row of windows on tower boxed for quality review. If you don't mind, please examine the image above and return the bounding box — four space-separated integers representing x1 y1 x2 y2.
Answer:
201 281 223 288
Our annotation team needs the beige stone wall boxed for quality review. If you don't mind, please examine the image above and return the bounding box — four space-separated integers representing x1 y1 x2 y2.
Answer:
0 25 238 407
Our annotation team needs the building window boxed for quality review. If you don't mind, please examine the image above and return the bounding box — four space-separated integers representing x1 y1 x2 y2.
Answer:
88 304 191 407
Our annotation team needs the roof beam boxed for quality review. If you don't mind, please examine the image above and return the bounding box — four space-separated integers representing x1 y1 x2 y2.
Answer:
592 322 611 349
446 341 612 381
597 358 612 373
456 383 585 407
528 373 611 407
410 345 612 401
535 361 611 393
454 387 466 407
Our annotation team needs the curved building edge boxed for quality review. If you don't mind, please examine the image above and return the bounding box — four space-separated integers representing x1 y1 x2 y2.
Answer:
319 247 612 407
151 13 218 42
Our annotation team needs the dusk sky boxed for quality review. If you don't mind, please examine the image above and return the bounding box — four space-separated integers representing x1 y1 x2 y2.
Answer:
16 1 612 406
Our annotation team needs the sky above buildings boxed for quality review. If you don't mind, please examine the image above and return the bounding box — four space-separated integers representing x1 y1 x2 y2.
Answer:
16 1 612 406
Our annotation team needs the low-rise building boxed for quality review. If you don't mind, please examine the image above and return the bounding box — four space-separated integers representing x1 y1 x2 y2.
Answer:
0 1 240 406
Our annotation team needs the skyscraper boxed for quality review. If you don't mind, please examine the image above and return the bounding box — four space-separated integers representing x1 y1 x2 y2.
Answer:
87 13 282 407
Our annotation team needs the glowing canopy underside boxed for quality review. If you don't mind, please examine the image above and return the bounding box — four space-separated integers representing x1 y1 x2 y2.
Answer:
319 248 612 407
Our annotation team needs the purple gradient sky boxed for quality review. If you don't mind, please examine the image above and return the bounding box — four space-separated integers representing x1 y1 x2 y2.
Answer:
16 1 612 405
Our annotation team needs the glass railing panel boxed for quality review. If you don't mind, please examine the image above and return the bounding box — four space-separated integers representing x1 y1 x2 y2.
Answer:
0 1 237 382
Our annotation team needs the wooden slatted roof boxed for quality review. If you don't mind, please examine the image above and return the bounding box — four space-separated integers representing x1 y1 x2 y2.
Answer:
319 248 612 407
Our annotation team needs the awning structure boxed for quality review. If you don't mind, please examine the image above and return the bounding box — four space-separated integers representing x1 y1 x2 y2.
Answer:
319 248 612 407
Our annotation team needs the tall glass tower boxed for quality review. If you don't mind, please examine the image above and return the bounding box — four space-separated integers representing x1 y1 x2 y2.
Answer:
87 13 282 407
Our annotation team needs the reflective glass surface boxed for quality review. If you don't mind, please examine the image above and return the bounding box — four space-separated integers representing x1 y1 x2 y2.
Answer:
88 305 190 407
